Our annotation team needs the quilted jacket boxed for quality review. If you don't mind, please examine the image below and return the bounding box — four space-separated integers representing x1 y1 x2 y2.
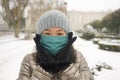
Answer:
17 50 94 80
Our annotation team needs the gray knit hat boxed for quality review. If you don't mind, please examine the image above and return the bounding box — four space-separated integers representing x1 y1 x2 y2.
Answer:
37 10 71 34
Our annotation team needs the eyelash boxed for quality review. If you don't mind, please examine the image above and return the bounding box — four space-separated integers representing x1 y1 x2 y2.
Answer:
43 32 64 35
58 33 63 35
44 33 50 35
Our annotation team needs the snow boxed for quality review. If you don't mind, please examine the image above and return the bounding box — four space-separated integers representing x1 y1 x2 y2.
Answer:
0 34 35 80
0 33 120 80
74 37 120 80
98 39 120 46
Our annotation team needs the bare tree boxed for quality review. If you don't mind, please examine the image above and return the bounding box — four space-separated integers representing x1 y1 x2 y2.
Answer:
0 0 29 37
25 0 53 39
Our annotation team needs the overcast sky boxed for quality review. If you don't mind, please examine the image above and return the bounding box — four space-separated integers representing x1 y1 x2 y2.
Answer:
65 0 120 11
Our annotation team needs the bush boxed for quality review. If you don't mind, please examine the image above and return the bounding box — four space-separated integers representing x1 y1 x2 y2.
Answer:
82 32 95 40
82 25 95 40
92 38 101 44
98 40 120 52
95 62 113 71
91 62 113 75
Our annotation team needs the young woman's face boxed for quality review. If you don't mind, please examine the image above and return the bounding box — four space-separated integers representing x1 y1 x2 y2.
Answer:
42 27 66 36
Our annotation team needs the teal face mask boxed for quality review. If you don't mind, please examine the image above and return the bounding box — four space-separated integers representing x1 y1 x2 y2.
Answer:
40 35 68 56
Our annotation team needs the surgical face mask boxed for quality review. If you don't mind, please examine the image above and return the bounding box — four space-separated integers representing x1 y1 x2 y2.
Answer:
40 35 68 56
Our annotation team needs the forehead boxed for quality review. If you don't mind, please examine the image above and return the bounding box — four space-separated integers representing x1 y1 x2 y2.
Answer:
44 27 65 31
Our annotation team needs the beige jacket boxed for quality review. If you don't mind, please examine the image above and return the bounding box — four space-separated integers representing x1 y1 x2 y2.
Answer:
17 51 94 80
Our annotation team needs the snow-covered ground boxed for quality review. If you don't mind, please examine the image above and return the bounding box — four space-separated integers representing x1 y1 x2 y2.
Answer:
0 33 120 80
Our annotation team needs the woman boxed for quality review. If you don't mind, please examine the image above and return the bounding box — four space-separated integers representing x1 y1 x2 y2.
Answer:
17 10 94 80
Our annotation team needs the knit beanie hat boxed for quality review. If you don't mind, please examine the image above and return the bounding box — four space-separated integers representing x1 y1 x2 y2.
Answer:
37 10 71 34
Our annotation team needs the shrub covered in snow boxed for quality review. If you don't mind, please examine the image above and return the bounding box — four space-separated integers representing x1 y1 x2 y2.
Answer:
101 27 107 33
82 32 95 40
91 62 113 75
98 40 120 52
82 25 95 40
92 38 101 44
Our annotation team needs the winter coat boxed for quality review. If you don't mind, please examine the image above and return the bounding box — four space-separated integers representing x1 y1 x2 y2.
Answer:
17 50 94 80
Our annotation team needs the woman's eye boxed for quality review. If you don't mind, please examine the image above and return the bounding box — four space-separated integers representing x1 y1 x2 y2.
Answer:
58 33 64 35
44 33 50 35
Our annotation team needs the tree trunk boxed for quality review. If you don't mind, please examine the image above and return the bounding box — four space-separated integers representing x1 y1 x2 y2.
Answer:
24 29 32 39
14 21 19 38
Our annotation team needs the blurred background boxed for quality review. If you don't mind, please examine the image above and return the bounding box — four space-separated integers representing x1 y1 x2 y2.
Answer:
0 0 120 80
0 0 120 39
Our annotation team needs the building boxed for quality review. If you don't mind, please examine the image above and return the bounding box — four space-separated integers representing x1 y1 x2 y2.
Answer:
67 10 111 31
